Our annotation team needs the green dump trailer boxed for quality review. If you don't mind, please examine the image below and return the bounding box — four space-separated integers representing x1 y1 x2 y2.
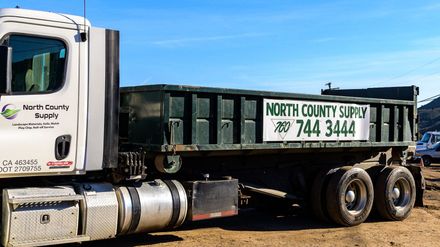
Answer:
119 84 423 226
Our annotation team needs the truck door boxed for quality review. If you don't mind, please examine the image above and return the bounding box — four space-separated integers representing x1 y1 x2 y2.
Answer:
0 21 82 176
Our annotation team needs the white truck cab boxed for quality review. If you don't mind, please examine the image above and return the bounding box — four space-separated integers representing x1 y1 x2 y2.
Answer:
416 131 440 151
416 141 440 166
0 8 119 178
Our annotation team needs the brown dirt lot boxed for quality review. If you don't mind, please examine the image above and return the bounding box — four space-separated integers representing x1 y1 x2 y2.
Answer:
82 165 440 247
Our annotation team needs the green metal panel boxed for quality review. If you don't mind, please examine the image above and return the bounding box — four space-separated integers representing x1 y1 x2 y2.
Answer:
169 119 184 144
197 97 211 118
392 106 398 142
244 99 257 119
244 120 256 144
216 95 222 144
221 120 234 144
120 85 417 154
170 95 185 118
196 119 210 144
119 91 163 145
222 98 235 119
383 106 391 141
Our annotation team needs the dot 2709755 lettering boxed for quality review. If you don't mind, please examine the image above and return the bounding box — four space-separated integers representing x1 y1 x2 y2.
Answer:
1 159 41 173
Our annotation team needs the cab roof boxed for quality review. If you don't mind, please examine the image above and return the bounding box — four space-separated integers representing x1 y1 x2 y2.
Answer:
0 8 90 26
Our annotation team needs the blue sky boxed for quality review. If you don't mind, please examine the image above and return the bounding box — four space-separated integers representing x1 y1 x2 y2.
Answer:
6 1 440 103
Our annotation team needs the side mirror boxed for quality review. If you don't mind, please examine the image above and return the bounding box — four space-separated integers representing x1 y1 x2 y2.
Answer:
0 45 12 94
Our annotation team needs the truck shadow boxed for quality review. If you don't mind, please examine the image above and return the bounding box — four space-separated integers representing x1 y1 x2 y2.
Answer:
426 177 440 182
77 234 183 247
59 209 397 247
426 164 440 169
179 209 375 232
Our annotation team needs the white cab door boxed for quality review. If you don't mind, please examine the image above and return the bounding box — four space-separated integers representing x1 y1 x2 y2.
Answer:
0 20 82 176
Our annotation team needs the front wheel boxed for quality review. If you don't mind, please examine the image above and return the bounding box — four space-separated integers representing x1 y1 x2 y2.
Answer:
325 167 374 226
422 156 432 166
374 166 416 221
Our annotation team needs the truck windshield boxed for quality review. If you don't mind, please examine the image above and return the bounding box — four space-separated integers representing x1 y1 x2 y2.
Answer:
420 133 430 143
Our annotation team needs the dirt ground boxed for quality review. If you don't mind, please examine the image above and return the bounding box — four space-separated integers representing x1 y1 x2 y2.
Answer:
82 165 440 247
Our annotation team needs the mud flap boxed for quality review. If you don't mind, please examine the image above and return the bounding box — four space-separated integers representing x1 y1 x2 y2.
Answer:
406 165 425 207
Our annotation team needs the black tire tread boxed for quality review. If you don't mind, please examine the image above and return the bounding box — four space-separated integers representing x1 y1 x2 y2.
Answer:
325 167 351 226
422 156 432 166
326 167 374 226
375 166 416 221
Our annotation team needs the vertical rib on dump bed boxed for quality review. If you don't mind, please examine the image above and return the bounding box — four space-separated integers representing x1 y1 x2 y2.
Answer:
120 85 417 154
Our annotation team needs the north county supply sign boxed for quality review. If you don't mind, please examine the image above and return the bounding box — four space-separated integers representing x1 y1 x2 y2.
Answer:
263 99 370 142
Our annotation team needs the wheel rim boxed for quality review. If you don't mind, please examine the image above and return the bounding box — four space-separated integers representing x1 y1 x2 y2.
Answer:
344 179 367 216
392 178 411 208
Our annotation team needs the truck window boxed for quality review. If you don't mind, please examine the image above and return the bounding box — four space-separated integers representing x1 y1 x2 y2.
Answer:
5 35 66 93
420 133 430 143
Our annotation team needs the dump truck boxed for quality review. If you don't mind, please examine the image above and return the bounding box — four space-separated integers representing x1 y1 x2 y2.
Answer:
0 8 424 247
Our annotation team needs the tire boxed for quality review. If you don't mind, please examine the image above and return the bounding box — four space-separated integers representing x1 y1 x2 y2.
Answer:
310 168 339 222
374 166 416 221
422 156 432 167
326 167 374 226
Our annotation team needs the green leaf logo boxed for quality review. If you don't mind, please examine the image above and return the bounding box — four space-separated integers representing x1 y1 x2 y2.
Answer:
1 104 20 120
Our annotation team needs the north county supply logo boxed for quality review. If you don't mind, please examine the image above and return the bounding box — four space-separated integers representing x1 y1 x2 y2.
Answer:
1 104 20 120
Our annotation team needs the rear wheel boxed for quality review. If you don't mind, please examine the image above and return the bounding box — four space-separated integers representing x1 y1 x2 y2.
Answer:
326 167 374 226
422 156 432 166
374 166 416 221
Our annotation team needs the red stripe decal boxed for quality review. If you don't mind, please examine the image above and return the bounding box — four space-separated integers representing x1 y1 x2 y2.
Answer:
192 209 238 221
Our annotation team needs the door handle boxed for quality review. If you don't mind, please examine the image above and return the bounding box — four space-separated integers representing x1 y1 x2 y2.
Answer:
55 135 71 160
